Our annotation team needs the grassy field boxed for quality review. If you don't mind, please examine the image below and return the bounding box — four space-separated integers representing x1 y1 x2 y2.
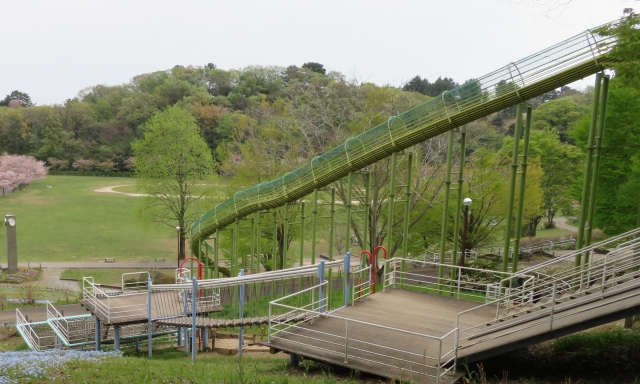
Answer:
0 176 182 262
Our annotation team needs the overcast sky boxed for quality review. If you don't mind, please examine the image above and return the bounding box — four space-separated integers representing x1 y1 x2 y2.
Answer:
0 0 631 105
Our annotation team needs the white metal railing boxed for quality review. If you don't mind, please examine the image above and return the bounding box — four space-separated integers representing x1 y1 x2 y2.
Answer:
455 228 640 343
46 301 93 346
15 309 57 351
382 257 531 303
122 271 150 291
82 276 148 324
268 281 459 383
351 264 372 304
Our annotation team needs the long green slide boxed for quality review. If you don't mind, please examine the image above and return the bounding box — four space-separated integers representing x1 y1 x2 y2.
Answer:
190 22 618 259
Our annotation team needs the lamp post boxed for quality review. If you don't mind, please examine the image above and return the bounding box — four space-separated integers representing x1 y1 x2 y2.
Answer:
460 198 472 267
176 226 181 269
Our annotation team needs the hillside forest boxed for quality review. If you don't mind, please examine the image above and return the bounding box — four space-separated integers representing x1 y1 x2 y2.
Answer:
1 13 640 258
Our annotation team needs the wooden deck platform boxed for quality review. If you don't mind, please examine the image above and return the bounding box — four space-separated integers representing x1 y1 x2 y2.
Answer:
263 276 640 383
263 288 493 383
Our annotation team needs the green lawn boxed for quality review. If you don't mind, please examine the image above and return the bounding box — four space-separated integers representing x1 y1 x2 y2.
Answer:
0 176 188 262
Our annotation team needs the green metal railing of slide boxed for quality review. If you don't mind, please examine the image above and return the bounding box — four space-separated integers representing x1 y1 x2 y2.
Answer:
190 21 619 257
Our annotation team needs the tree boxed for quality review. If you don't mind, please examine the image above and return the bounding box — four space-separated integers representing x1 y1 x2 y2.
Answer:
132 106 216 260
569 10 640 234
0 154 48 190
531 98 582 143
0 91 34 107
302 62 326 75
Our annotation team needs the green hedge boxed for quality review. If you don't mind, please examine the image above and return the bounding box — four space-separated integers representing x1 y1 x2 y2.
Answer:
48 170 134 177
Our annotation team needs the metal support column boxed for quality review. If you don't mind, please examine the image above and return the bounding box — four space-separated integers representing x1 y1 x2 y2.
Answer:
345 173 353 254
94 317 101 352
250 217 255 274
451 129 466 280
401 153 413 286
439 132 455 286
114 325 120 351
256 212 262 274
214 231 219 278
502 103 524 274
273 210 278 270
311 189 319 265
300 203 306 267
576 73 602 267
512 104 532 273
238 269 245 357
191 277 197 362
329 189 336 262
585 75 610 251
387 153 398 256
283 203 289 270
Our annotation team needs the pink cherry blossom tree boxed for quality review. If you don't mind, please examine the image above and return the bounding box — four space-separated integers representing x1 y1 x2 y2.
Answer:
0 154 48 191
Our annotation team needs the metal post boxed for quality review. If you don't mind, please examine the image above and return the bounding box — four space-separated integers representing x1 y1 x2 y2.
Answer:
191 277 197 362
234 219 240 275
318 260 325 313
147 277 152 358
346 172 353 256
343 252 351 306
250 217 255 274
364 172 373 292
283 203 289 270
214 231 219 279
451 128 467 280
329 189 336 262
585 75 610 252
205 240 209 279
202 329 208 352
502 104 524 274
577 73 603 267
550 282 557 330
94 317 101 352
439 132 454 288
114 325 120 351
271 211 278 270
387 153 397 257
239 269 244 357
256 212 262 274
311 189 319 265
401 153 412 288
512 104 532 273
300 203 306 267
344 320 349 363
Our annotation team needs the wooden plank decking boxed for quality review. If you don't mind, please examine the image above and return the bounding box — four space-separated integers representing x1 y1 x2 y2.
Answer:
263 288 495 383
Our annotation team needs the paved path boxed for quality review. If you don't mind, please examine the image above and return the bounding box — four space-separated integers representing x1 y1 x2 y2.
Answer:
554 217 578 231
93 184 142 197
16 261 179 269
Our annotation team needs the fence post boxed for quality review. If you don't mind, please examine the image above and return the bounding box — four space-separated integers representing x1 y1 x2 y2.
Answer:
456 267 462 299
550 282 557 331
344 319 349 363
343 253 350 307
318 260 325 313
239 269 244 357
147 277 152 358
191 277 197 362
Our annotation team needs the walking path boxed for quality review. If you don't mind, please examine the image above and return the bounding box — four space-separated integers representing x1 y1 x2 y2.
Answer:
93 184 143 197
554 217 578 231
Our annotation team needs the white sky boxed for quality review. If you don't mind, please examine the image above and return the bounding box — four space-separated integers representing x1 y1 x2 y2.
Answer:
0 0 631 106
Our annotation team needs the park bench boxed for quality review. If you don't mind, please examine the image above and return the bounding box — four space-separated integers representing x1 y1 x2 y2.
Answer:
319 253 329 261
104 258 116 263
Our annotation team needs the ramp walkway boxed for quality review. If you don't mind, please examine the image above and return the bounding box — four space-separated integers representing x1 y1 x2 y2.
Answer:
263 228 640 383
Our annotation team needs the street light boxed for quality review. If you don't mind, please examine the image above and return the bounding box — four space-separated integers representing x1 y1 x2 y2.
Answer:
176 226 181 269
461 198 472 267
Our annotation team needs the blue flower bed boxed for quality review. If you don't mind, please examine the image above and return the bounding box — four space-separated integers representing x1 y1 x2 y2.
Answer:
0 349 121 383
